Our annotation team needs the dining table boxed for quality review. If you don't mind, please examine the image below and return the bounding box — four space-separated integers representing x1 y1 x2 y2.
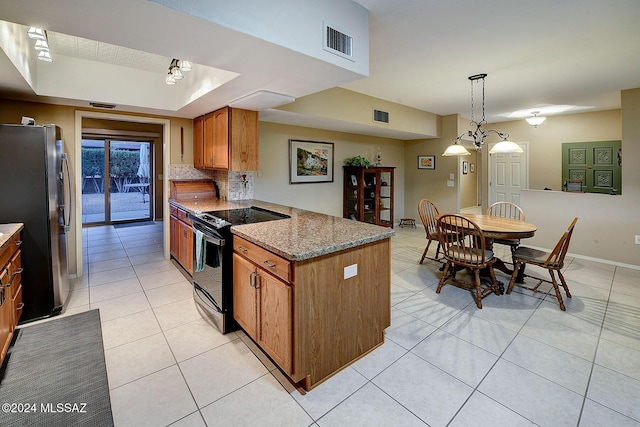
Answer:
438 213 537 290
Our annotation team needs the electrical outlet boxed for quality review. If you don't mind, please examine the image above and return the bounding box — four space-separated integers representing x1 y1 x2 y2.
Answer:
635 235 640 245
344 264 358 279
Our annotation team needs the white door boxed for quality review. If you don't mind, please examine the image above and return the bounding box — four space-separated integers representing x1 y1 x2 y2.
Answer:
488 142 528 206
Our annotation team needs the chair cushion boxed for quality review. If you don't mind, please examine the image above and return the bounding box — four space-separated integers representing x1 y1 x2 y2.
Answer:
446 245 494 264
514 246 560 267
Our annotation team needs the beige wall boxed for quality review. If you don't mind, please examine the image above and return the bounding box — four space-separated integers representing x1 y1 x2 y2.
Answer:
517 93 638 267
404 115 460 221
489 109 621 191
460 150 478 209
255 122 405 218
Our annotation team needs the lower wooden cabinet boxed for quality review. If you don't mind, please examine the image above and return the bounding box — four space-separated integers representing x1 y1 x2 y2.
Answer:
169 204 194 275
0 227 23 364
233 253 292 373
233 235 391 391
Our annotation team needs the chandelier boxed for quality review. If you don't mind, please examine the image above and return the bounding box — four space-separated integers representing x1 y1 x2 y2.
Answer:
443 73 523 156
165 58 192 85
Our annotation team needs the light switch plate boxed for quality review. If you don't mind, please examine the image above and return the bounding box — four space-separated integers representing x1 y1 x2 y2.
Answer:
447 180 454 187
635 235 640 245
449 173 455 180
344 264 358 279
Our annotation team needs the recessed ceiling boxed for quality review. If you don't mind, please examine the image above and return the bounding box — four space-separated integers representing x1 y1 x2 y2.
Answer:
47 32 169 73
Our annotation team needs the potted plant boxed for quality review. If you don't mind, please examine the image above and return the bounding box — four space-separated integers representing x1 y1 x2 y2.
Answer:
344 155 372 167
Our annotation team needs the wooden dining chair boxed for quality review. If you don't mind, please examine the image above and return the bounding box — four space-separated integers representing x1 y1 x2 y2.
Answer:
506 217 578 311
418 199 443 264
436 214 500 309
486 201 526 264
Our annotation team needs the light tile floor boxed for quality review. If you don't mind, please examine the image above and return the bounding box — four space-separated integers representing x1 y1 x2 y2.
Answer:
57 221 640 426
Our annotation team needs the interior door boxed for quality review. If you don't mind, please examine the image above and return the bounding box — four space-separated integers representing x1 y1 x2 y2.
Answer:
488 142 528 206
562 141 621 194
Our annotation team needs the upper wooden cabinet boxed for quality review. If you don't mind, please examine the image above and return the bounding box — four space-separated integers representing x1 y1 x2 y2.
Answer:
193 115 204 169
194 107 258 171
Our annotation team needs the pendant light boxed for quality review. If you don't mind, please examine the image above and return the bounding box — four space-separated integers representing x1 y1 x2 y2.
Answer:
443 74 523 156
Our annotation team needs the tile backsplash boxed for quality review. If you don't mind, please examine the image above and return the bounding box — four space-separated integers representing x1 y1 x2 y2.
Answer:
168 165 253 200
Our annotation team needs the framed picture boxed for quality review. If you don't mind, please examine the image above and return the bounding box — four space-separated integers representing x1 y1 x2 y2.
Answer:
463 161 469 174
289 139 334 184
470 163 475 173
418 155 435 170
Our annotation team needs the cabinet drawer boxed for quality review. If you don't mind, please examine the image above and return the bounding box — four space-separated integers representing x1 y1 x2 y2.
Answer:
170 204 178 217
177 208 192 225
12 284 22 325
234 237 291 282
0 233 20 268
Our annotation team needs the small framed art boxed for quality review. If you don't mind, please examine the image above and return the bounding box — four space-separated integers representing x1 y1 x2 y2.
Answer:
418 155 435 170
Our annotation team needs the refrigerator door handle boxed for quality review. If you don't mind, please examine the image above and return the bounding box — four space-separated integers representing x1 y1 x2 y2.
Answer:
61 153 73 232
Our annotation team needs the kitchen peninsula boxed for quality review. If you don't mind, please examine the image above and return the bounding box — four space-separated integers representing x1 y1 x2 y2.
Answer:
170 196 393 391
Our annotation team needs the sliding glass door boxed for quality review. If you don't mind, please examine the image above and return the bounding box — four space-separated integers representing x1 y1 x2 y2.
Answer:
81 139 153 225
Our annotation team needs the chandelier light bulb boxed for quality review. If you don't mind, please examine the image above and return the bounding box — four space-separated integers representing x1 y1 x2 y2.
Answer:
165 72 176 85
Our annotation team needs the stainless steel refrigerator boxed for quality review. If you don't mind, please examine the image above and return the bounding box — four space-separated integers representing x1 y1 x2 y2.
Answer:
0 124 71 323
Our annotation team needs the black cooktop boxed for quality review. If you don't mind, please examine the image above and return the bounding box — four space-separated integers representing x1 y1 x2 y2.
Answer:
205 206 290 226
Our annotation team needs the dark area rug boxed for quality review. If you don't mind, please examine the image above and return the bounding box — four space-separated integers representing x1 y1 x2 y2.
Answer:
0 310 114 426
113 220 155 229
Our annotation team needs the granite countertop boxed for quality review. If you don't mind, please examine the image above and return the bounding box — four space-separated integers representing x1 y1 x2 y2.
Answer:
170 198 395 261
0 223 24 249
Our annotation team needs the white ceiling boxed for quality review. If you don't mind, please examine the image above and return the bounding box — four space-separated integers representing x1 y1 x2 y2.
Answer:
1 0 639 139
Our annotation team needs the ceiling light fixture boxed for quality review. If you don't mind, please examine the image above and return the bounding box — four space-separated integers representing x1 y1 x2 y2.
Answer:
443 74 523 156
525 111 546 127
27 26 53 62
165 58 192 85
27 26 46 41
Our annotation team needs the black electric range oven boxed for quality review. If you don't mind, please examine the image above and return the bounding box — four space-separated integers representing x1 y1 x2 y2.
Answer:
188 206 290 333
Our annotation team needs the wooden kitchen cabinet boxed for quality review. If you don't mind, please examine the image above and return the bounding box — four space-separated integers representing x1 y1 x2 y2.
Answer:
169 203 193 275
193 115 204 169
233 241 293 374
194 107 258 171
178 220 194 274
0 228 23 364
233 235 390 390
344 166 395 228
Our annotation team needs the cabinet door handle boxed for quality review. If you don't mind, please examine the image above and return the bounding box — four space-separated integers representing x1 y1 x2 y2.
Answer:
237 246 248 253
15 240 22 247
263 260 276 269
11 268 23 276
16 303 24 310
249 271 256 288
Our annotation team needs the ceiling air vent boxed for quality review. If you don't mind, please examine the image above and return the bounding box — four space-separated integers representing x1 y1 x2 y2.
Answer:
89 102 116 109
324 24 353 59
373 109 389 124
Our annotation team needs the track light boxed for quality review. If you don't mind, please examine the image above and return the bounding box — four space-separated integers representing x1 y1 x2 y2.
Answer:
165 58 192 85
27 27 53 62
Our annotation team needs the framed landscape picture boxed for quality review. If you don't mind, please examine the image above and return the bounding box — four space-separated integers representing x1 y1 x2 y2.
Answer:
289 139 334 184
418 155 435 170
